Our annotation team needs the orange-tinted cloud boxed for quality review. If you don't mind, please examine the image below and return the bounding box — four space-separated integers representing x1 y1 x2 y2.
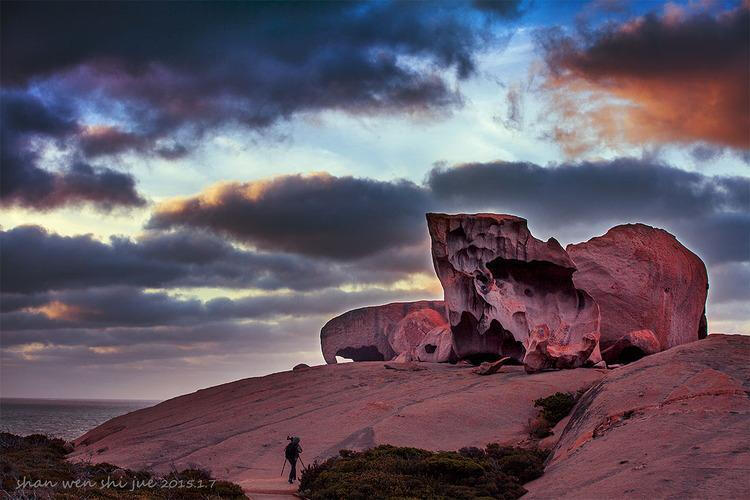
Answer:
538 3 749 155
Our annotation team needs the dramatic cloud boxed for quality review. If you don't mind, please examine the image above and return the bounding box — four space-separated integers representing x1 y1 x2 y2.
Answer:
0 91 145 210
0 226 432 295
427 158 749 265
144 160 747 308
536 2 749 155
1 1 518 161
1 285 437 331
148 173 432 259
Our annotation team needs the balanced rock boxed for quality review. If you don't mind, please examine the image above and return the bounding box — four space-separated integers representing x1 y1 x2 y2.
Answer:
426 213 601 372
567 224 708 358
320 300 445 363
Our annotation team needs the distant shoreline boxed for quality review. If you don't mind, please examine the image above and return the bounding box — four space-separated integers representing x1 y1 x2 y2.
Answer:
1 398 161 441
1 397 161 404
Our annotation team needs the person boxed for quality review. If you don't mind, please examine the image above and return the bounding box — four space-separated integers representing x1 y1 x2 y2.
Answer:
284 436 302 484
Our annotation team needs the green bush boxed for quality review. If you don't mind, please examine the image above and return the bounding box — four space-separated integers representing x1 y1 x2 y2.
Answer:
533 392 576 427
299 444 547 500
0 432 247 499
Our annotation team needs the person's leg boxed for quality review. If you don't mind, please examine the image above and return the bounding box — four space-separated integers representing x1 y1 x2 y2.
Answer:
288 459 296 483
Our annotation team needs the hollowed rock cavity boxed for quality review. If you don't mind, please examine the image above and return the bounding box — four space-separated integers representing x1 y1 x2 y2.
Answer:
427 213 601 372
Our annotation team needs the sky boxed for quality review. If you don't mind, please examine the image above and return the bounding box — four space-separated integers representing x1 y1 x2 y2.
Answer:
1 0 748 400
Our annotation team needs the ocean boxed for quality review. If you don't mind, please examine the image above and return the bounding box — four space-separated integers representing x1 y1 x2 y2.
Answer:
0 398 160 441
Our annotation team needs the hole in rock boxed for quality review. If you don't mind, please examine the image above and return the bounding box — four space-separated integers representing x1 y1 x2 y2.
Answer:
424 344 437 354
618 346 646 364
336 345 385 362
489 319 526 361
452 312 527 364
486 258 574 294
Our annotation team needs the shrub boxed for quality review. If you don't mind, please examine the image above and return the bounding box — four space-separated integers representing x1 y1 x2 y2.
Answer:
533 392 576 427
1 432 247 499
299 443 546 500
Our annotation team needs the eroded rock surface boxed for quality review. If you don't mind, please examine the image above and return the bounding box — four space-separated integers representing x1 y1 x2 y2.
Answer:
320 300 445 363
389 309 449 360
415 324 455 363
567 224 708 358
524 334 750 499
426 213 601 372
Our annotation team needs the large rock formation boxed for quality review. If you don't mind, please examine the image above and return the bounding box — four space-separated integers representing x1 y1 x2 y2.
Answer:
524 334 749 499
426 213 601 372
320 300 445 364
321 216 710 370
567 224 708 360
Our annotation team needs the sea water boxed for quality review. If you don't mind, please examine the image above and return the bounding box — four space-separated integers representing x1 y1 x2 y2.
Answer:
0 398 159 441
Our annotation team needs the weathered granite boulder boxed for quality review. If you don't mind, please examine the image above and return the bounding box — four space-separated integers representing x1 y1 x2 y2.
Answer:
426 213 601 372
320 300 445 363
388 309 447 358
414 324 455 363
567 224 708 357
600 329 661 364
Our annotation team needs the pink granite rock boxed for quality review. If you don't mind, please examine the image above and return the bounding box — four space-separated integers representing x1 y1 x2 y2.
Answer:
426 213 601 372
388 309 447 358
415 324 455 363
320 300 445 363
600 329 661 364
567 224 708 358
524 334 749 499
69 361 605 494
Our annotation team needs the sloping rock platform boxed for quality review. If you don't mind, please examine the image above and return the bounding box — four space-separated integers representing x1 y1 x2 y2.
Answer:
524 334 750 499
70 362 604 495
70 335 748 498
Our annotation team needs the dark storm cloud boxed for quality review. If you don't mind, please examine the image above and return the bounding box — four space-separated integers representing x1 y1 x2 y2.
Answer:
1 285 436 332
147 160 747 267
472 0 528 19
536 2 749 153
426 159 749 265
0 226 432 295
148 174 432 259
0 91 146 210
0 317 322 366
1 1 518 157
708 263 750 304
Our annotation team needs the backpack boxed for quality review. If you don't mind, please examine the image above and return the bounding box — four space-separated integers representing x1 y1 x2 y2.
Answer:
285 442 300 461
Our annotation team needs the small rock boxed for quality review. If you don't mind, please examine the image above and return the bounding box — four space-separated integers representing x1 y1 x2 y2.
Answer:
593 360 607 369
292 363 310 371
392 352 414 363
473 357 512 375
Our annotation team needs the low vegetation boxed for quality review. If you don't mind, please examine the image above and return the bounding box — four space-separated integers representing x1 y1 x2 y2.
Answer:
0 432 246 499
529 392 578 438
298 443 548 500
